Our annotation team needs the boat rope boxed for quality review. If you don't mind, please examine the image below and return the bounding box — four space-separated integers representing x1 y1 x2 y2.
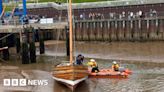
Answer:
0 33 13 41
52 9 63 64
53 29 61 64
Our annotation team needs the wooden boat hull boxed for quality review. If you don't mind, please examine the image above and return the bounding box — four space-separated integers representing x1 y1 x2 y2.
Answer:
52 64 88 80
53 76 87 91
89 68 131 78
52 64 88 90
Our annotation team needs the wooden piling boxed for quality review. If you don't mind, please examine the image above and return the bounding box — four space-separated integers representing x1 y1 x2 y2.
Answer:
81 22 84 41
123 20 126 40
65 26 70 56
146 19 150 40
86 22 90 41
29 27 36 63
90 22 94 41
159 19 164 40
103 21 108 41
111 21 115 41
2 36 9 60
73 18 163 42
21 27 30 64
101 21 104 41
141 20 147 41
16 34 21 54
22 42 29 64
39 29 45 54
75 23 77 41
108 21 112 42
114 21 118 41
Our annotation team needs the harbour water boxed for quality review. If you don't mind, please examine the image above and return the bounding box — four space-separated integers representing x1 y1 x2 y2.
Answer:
0 41 164 92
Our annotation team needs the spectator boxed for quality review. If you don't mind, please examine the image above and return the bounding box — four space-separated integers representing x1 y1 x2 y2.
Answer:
138 10 143 18
80 14 83 20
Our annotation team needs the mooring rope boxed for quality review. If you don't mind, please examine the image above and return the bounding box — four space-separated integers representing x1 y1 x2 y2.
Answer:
53 29 61 64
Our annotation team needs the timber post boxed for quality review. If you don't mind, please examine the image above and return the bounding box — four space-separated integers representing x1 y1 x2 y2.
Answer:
39 28 45 54
29 27 36 63
21 27 30 64
2 34 9 60
65 26 70 56
16 33 21 54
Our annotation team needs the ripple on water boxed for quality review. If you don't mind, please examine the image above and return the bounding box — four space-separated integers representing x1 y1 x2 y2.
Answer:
1 55 164 92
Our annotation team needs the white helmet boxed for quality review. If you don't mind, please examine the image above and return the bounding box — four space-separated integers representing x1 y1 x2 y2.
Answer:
90 59 95 62
113 61 117 64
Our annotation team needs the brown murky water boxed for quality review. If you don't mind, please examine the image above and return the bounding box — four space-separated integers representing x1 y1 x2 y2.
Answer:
1 41 164 92
43 41 164 63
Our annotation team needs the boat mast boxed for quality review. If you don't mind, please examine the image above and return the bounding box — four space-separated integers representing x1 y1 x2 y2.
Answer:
69 0 73 64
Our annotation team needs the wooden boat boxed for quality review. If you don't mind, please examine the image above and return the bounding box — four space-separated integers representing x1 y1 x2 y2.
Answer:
88 68 132 78
52 63 88 90
52 0 88 91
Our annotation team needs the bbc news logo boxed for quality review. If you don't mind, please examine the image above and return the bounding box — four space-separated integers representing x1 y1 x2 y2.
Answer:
3 79 48 86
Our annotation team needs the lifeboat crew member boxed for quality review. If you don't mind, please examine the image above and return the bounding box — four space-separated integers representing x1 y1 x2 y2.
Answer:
75 54 84 65
112 61 120 71
87 59 99 73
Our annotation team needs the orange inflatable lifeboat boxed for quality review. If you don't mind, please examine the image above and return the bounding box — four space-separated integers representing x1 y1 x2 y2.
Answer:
88 68 132 78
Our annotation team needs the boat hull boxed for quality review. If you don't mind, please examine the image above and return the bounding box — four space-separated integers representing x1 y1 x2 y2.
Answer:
89 68 131 78
52 64 88 90
53 76 87 91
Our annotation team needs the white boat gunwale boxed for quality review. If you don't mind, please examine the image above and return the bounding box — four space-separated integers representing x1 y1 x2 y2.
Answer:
52 76 88 86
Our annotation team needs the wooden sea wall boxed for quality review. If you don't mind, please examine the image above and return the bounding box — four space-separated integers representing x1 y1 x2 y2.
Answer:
1 18 164 48
70 18 164 42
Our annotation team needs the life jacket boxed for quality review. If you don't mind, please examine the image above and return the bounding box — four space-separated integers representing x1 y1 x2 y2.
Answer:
91 61 98 68
112 64 119 71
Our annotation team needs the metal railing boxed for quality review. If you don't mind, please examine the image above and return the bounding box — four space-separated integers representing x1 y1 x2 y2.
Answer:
19 0 164 10
0 12 164 26
0 17 67 26
74 11 164 21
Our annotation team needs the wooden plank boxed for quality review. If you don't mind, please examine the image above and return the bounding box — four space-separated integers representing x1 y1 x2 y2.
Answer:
53 70 88 74
53 72 88 77
52 64 88 80
53 72 88 80
53 65 88 71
